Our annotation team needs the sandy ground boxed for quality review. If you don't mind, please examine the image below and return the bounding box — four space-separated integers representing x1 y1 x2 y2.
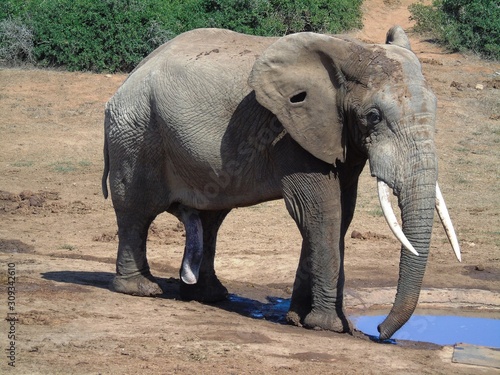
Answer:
1 0 499 373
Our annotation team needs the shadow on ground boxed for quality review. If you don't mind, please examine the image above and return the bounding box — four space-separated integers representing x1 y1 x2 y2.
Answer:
42 271 290 324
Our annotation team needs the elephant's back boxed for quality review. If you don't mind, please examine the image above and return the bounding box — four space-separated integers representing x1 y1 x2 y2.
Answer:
159 29 274 67
112 28 276 117
108 28 273 120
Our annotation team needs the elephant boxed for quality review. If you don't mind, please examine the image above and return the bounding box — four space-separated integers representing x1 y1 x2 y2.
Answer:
102 26 460 340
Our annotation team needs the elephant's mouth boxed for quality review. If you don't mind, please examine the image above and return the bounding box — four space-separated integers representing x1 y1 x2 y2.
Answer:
376 178 461 261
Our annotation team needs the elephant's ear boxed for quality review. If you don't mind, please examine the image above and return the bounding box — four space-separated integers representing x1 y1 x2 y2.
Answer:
385 26 412 50
249 32 350 165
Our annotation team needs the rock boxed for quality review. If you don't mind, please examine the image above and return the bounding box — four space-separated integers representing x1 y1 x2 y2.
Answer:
351 230 364 239
475 264 485 271
29 194 45 207
450 81 463 91
489 78 500 89
19 190 34 200
475 83 484 90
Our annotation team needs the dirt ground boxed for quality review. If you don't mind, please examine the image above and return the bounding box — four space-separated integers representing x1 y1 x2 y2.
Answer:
1 0 499 373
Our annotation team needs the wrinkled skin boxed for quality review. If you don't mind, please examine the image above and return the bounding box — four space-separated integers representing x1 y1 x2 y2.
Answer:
103 27 439 339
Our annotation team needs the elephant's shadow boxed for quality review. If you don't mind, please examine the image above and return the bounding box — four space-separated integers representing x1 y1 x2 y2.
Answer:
41 271 290 325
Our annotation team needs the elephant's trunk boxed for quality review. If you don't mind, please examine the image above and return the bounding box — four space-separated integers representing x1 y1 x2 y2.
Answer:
377 146 437 340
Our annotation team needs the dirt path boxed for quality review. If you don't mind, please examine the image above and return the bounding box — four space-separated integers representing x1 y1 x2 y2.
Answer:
1 1 499 373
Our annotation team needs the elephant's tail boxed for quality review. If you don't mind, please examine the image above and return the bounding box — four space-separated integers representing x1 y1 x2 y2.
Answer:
102 132 110 199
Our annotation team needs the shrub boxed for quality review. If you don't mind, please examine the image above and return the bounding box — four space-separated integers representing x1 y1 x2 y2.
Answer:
0 18 35 65
0 0 363 72
0 0 31 20
28 0 176 72
409 0 500 60
198 0 363 36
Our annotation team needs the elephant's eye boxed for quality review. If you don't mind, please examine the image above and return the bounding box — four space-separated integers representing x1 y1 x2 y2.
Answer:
366 109 382 125
289 91 307 104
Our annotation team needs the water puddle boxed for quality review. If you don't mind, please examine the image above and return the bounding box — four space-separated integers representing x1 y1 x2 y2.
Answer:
351 314 500 347
227 294 289 323
227 295 500 347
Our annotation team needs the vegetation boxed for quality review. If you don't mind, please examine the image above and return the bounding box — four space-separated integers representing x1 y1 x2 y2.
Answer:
0 0 362 72
0 17 34 64
409 0 500 60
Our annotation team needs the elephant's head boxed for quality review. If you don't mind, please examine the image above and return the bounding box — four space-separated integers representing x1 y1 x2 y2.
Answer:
249 26 460 340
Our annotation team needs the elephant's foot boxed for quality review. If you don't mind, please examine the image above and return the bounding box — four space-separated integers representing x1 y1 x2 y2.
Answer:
179 273 228 303
110 273 163 296
303 309 353 333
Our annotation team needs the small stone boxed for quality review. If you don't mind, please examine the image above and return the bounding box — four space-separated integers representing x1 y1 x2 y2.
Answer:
29 195 45 207
475 264 485 271
450 81 463 91
475 83 484 90
19 190 34 200
351 230 364 239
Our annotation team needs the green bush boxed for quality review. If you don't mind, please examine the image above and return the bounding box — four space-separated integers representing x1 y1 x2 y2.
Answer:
0 0 363 72
199 0 363 36
28 0 176 72
0 0 31 20
409 0 500 60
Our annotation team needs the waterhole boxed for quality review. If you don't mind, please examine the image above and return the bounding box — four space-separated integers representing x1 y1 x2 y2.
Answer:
351 313 500 347
227 295 500 348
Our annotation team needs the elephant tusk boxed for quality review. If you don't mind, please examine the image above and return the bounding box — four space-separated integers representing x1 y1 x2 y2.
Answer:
377 179 419 256
435 183 462 262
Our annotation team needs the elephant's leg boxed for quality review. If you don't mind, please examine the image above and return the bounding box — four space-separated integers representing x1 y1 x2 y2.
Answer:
282 172 351 334
111 210 163 296
286 242 312 327
180 209 230 302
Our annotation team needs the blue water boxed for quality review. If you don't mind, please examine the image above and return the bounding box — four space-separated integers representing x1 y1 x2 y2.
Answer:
351 314 500 348
227 295 500 347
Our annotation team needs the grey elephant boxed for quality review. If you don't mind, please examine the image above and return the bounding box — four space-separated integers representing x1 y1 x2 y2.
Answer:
102 26 460 340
